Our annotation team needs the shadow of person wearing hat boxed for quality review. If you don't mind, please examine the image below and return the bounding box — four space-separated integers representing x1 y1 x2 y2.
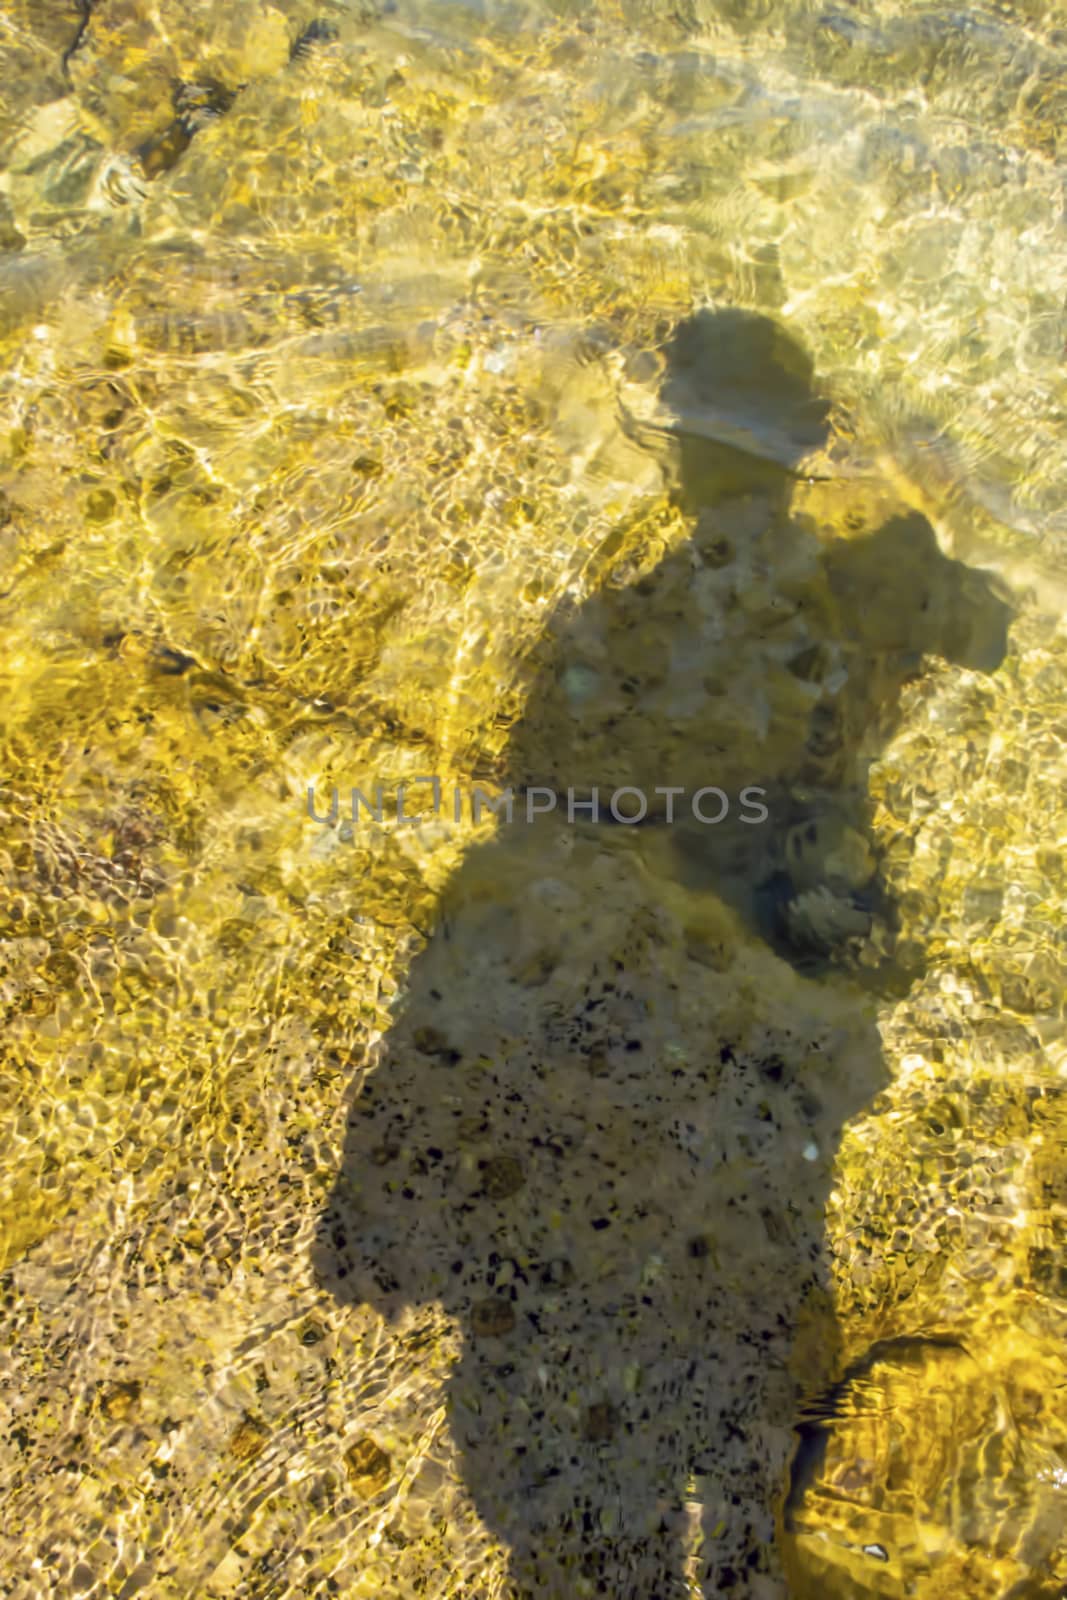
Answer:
313 306 1012 1597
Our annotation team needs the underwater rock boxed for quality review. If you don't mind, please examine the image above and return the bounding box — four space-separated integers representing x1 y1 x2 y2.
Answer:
344 1434 393 1498
227 1415 269 1462
479 1155 526 1200
470 1299 516 1338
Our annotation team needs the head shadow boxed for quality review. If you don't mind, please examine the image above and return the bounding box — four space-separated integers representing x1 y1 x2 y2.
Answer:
313 307 1013 1597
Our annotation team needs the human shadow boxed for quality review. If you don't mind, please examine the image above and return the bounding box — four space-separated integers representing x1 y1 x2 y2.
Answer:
313 309 1013 1597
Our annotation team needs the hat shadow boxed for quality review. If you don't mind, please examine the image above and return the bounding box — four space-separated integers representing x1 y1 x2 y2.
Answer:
313 308 1012 1596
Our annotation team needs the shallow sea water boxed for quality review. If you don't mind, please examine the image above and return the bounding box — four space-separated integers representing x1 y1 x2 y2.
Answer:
2 2 1067 1597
